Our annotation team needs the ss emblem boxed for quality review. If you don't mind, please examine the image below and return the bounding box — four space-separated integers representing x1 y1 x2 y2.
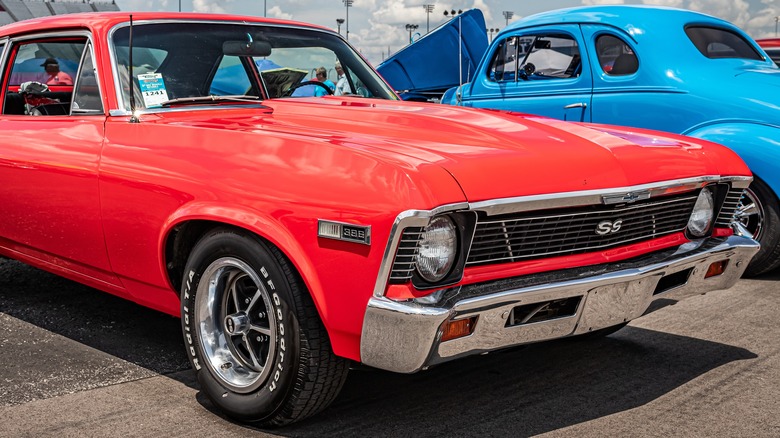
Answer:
596 219 623 235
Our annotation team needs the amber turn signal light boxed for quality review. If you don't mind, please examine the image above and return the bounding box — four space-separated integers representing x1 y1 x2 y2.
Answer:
441 316 477 342
705 260 728 278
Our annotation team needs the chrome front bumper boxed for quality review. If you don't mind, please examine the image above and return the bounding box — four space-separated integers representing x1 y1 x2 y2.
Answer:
360 235 759 373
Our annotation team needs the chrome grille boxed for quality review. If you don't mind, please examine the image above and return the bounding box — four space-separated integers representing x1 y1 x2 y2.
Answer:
388 227 424 282
715 187 744 228
467 194 698 266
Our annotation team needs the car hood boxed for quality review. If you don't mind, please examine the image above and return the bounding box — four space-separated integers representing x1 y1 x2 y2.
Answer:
183 98 748 203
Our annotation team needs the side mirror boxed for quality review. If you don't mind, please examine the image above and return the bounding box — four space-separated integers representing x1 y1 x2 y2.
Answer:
223 40 272 57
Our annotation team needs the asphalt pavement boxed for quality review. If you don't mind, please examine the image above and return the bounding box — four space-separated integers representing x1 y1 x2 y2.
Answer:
1 257 779 437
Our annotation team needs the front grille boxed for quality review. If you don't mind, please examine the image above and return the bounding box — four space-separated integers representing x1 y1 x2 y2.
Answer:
466 194 698 266
715 187 744 228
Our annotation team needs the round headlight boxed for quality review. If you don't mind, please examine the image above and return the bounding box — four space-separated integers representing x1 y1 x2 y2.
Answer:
416 216 458 283
687 187 715 237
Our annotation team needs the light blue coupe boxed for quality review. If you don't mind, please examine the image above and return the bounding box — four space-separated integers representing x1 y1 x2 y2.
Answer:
443 5 780 276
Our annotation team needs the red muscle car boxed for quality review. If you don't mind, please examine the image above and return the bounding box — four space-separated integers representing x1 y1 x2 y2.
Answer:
0 13 760 426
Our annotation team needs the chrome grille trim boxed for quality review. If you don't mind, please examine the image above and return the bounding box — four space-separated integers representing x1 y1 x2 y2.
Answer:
715 187 745 227
467 194 698 266
388 228 423 282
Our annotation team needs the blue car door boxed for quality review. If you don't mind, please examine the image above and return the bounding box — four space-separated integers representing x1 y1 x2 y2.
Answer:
463 25 593 122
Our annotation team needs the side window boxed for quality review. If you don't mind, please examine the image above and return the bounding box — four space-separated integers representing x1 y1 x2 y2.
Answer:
489 34 581 82
524 35 581 78
71 41 103 114
685 26 763 60
3 39 86 115
210 55 251 96
596 34 638 75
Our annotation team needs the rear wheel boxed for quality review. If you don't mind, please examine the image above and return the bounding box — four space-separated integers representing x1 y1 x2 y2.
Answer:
181 228 349 426
737 178 780 276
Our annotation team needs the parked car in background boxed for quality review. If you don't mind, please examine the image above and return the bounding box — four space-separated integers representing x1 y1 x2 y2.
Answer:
0 12 759 427
443 6 780 276
757 38 780 66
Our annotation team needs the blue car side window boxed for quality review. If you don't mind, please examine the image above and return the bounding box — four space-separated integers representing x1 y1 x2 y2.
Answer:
488 34 582 83
596 34 638 75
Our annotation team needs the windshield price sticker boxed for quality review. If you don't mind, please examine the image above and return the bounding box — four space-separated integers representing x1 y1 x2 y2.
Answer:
137 73 169 108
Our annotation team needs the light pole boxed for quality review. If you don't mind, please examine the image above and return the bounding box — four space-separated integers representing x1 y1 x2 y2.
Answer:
776 16 779 37
489 28 499 42
405 23 419 44
343 0 354 41
336 18 345 35
264 0 267 17
443 9 463 19
178 0 181 12
423 4 434 34
503 11 514 26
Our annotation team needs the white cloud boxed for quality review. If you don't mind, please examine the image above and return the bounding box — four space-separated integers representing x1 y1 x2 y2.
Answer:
581 0 627 5
267 6 293 20
192 0 233 14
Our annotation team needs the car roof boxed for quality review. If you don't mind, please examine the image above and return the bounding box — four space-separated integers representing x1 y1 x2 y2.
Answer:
504 5 732 36
0 12 329 38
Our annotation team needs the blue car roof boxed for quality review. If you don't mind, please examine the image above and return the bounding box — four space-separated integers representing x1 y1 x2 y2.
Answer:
503 5 736 39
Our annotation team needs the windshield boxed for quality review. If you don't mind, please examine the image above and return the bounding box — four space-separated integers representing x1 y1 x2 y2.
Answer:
111 21 397 110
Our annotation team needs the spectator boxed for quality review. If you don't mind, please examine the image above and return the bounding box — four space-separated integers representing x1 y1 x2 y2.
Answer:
334 62 350 95
314 66 335 96
41 58 73 85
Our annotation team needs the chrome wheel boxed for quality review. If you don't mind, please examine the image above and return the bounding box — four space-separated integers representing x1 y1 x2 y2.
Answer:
736 187 765 239
195 257 277 393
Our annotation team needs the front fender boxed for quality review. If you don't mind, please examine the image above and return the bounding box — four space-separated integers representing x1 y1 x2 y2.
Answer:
685 122 780 197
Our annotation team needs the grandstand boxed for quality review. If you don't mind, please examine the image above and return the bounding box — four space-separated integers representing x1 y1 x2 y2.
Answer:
0 1 120 25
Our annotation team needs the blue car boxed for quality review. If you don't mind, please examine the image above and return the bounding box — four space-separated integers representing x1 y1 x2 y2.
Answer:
443 5 780 276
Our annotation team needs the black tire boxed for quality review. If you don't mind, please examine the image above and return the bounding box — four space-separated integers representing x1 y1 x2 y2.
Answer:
181 228 349 426
739 178 780 277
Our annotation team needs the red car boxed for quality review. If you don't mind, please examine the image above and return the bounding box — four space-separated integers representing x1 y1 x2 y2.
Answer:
0 13 759 426
757 38 780 66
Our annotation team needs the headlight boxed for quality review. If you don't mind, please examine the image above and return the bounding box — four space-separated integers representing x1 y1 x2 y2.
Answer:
416 216 458 283
687 187 715 237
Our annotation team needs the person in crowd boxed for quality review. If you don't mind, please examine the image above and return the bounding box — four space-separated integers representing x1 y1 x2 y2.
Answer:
334 62 351 95
41 58 73 85
314 66 335 96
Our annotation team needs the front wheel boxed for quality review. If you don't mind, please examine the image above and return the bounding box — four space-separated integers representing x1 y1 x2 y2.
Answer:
181 228 348 426
737 178 780 276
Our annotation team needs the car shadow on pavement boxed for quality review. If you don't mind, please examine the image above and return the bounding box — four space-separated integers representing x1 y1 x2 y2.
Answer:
0 258 766 436
0 258 191 379
274 327 757 437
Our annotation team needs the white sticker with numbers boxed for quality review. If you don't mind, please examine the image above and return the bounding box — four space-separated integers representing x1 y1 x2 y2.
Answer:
137 73 169 108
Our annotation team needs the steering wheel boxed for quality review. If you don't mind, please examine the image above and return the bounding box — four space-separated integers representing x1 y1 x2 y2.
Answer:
282 81 334 97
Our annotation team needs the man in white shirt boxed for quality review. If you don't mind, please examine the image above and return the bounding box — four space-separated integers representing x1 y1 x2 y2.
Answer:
334 62 350 95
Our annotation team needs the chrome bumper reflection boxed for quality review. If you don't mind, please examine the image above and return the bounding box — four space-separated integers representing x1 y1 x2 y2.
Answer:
360 235 759 373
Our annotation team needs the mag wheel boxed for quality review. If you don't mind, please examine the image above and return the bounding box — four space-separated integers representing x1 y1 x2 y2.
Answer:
181 228 349 426
738 178 780 277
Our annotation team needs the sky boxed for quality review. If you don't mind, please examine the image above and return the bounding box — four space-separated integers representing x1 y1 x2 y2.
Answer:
114 0 780 64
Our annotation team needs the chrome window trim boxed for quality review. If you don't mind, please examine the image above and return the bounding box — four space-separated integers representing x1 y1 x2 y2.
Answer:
70 40 106 116
106 19 396 116
372 175 752 298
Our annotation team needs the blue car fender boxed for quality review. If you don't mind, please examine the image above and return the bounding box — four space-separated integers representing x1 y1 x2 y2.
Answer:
685 121 780 199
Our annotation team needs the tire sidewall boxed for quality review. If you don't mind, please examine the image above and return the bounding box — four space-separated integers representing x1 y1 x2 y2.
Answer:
181 231 300 422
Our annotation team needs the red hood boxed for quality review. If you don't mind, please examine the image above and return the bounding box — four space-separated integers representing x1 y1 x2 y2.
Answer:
167 98 751 203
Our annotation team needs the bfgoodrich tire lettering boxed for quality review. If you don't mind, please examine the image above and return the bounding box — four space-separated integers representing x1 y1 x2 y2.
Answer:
181 227 349 426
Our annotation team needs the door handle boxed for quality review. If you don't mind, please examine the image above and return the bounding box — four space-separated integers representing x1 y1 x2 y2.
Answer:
564 102 587 109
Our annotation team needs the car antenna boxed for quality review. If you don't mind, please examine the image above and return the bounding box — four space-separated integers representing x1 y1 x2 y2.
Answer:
128 14 139 123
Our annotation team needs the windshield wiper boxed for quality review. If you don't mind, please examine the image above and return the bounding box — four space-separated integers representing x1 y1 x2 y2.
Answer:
160 95 262 107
